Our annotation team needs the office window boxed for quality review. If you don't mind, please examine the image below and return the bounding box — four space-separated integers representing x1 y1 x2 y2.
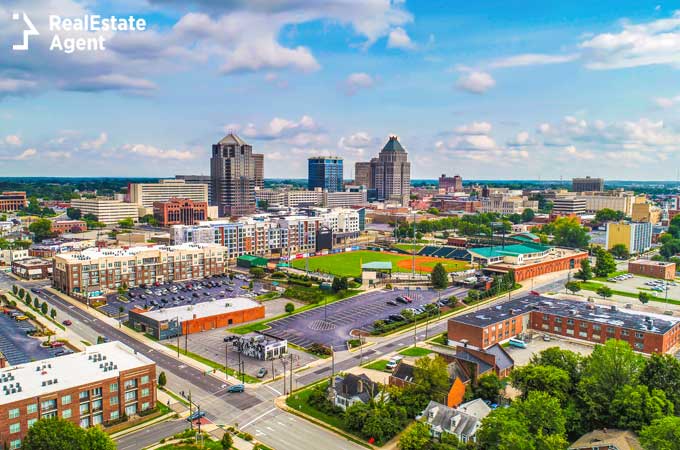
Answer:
9 423 20 434
92 387 102 398
110 382 118 393
9 440 20 450
79 403 89 415
141 375 149 384
125 391 138 402
27 404 38 414
28 418 37 428
80 417 90 428
9 408 19 419
141 388 150 397
110 411 119 421
79 391 89 401
62 394 72 405
41 399 57 411
92 400 103 412
110 397 119 406
124 379 137 390
92 414 103 426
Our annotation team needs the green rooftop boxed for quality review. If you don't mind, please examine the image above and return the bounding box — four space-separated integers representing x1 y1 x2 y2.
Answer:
468 242 552 259
381 136 406 152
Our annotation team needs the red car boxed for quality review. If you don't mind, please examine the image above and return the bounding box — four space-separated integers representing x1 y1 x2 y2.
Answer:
50 341 65 348
403 296 413 303
62 320 72 326
530 290 540 296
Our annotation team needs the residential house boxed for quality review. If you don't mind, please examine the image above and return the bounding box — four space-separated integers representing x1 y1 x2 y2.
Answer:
421 399 491 444
328 374 381 411
569 429 643 450
388 362 415 388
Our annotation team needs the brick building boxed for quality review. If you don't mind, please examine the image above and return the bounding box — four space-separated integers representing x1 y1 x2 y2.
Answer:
129 297 264 339
448 295 680 354
52 243 226 296
50 220 88 234
152 198 208 227
0 192 27 213
0 342 156 450
628 259 676 280
11 258 52 280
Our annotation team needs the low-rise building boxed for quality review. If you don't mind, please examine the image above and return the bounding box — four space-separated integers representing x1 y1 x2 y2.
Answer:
0 250 28 266
70 198 139 225
421 399 491 445
50 220 88 234
569 429 642 450
0 341 156 449
152 198 208 227
577 190 639 216
11 258 52 280
0 192 27 213
628 259 676 280
448 295 680 354
605 221 652 254
479 192 537 215
52 243 226 295
552 197 587 215
128 297 264 339
328 374 381 411
632 202 662 224
128 179 209 209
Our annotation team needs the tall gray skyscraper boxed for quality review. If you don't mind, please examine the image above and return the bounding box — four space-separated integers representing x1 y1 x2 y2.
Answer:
210 133 258 217
360 136 410 204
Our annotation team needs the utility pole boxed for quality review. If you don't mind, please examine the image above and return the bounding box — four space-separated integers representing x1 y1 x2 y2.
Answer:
289 353 293 394
413 316 417 347
237 350 242 383
225 343 229 381
176 317 180 358
281 357 287 395
330 345 335 380
188 390 193 430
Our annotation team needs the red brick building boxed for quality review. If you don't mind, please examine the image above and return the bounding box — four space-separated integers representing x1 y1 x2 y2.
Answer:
628 259 676 280
0 192 27 213
50 220 88 234
153 198 208 226
448 295 680 355
0 342 156 450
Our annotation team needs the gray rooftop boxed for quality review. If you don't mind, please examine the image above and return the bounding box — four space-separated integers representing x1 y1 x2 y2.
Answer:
219 133 248 146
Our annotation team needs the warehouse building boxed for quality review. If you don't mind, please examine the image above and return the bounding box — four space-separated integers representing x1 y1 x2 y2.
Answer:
448 295 680 354
128 297 264 339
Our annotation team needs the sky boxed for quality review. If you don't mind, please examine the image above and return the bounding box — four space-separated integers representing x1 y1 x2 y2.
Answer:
1 0 680 180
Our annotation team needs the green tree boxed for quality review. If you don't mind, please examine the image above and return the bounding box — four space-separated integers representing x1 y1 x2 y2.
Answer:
610 385 673 431
596 285 612 300
510 364 570 403
609 243 630 259
401 309 415 322
18 287 25 299
517 392 568 447
50 308 56 320
639 291 651 304
530 347 582 385
507 213 522 225
594 250 617 277
285 302 295 314
29 218 54 242
117 217 134 229
578 339 644 428
250 267 265 279
641 353 680 413
565 281 581 294
521 208 535 223
477 406 535 450
474 373 504 403
12 285 17 295
221 431 233 450
66 207 81 220
430 263 448 289
427 207 440 215
411 356 451 405
83 426 116 450
158 371 167 388
22 417 86 450
25 293 32 305
398 422 431 450
41 302 48 315
594 208 625 223
33 297 39 309
639 416 680 450
550 217 590 249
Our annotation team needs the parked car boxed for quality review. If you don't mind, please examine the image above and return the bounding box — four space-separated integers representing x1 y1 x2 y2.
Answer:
256 368 268 378
186 411 206 422
227 384 245 393
15 316 28 321
62 320 72 326
388 314 405 322
529 290 540 296
386 356 404 370
386 300 397 306
49 341 65 348
395 296 408 304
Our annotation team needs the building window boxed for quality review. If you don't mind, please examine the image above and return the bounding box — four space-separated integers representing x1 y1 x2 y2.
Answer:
141 388 150 398
110 411 119 421
125 391 138 402
9 423 20 434
9 440 21 450
621 330 629 336
141 402 150 411
27 404 38 414
593 324 601 332
92 414 103 426
141 375 150 384
110 397 119 406
28 418 37 428
555 318 562 324
124 379 137 390
63 408 72 419
62 394 72 405
92 400 103 412
92 387 102 398
80 417 90 428
125 404 138 416
79 391 90 401
635 332 644 339
9 408 20 419
579 331 588 338
110 382 118 393
635 342 644 350
80 403 90 415
41 399 57 411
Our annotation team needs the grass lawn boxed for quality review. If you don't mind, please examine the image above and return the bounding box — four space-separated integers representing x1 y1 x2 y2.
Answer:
577 281 680 305
363 359 390 371
286 384 346 430
593 270 628 281
256 292 280 301
291 250 468 278
398 347 432 357
392 243 424 254
157 442 222 450
165 344 259 383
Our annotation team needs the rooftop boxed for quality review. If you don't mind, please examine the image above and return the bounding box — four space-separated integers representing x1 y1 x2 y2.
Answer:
630 259 675 267
0 342 154 405
57 242 224 262
137 297 261 322
362 261 393 270
381 135 406 153
569 429 642 450
450 295 680 334
468 242 552 259
218 133 248 146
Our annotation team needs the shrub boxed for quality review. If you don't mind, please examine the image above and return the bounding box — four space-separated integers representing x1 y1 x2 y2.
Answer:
289 278 313 287
309 343 332 356
271 271 287 279
242 433 253 441
285 302 295 314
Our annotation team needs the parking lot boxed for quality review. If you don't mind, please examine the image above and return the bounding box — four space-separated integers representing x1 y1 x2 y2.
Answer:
504 334 594 366
265 286 469 349
175 327 317 380
597 272 680 299
0 311 55 364
101 274 264 319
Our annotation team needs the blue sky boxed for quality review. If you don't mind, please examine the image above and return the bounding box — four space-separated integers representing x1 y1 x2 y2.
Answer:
1 0 679 180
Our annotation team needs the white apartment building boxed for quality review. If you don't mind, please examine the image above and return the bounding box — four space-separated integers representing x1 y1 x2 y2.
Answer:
479 192 538 215
576 191 641 216
127 180 209 209
552 197 587 215
70 199 139 225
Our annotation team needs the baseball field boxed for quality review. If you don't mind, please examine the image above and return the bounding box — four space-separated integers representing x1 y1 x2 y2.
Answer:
290 250 469 278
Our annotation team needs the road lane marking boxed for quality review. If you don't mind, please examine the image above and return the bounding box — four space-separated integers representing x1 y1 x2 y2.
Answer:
240 407 277 430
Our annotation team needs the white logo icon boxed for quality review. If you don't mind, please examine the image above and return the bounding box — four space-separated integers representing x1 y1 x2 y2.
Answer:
12 12 39 51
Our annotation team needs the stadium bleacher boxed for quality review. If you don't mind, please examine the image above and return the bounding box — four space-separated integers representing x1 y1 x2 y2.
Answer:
417 245 471 261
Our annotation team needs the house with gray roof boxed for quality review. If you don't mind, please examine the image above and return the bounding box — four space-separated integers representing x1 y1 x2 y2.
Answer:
421 399 491 444
328 373 382 410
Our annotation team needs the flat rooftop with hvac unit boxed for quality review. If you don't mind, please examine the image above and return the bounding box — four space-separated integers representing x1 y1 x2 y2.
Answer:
448 295 680 354
128 297 264 339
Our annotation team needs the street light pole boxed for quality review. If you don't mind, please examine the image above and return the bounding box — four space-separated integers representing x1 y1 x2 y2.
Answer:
225 343 229 381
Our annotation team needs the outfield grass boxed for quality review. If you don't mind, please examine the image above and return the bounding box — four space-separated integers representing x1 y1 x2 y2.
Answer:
392 243 424 254
398 347 432 357
291 250 468 278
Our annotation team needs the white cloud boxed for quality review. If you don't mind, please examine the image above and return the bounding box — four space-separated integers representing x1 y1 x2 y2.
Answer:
46 151 72 159
79 133 108 151
653 95 680 108
4 135 21 146
580 10 680 69
507 131 531 146
455 70 495 94
3 148 38 161
387 27 415 50
121 144 195 160
455 121 492 135
488 53 580 69
228 115 328 148
342 72 376 96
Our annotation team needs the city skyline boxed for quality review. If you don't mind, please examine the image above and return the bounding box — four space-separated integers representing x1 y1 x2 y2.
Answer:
1 1 679 179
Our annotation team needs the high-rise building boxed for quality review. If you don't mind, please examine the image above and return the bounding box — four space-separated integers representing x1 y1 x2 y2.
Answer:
308 157 343 192
572 176 604 192
354 162 372 188
438 174 463 192
70 198 139 225
210 133 258 217
128 179 208 209
552 197 587 215
175 175 214 205
355 136 411 205
606 221 652 254
253 153 264 189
